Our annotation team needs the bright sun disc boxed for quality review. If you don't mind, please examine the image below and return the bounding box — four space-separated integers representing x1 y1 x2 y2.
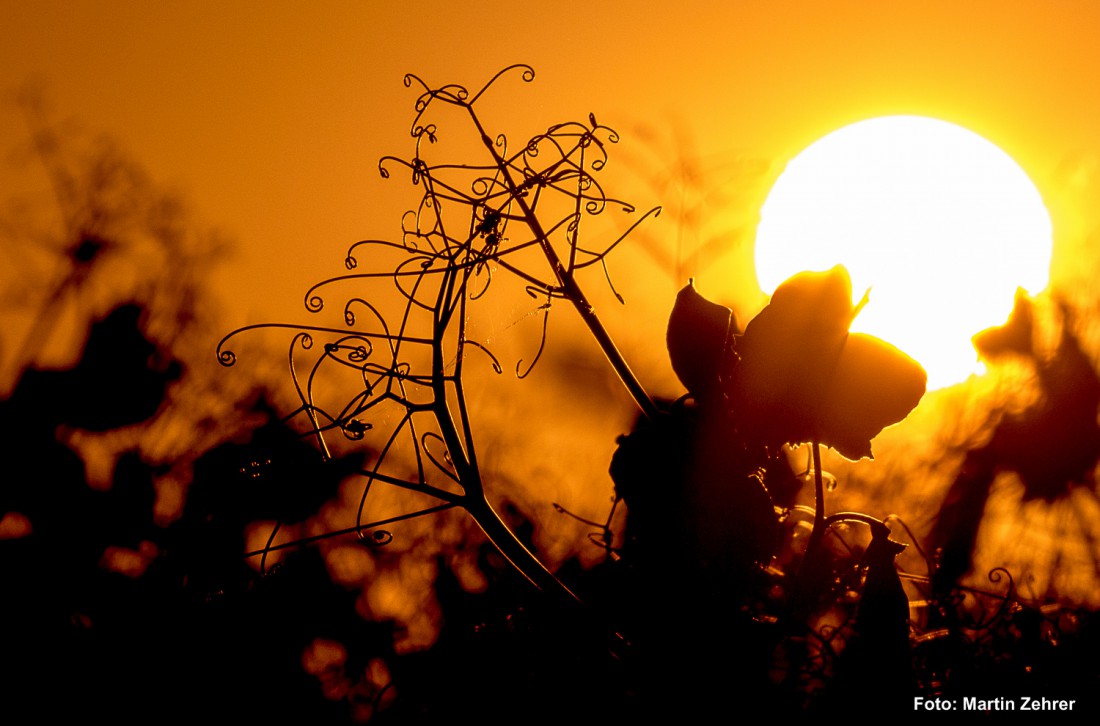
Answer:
754 116 1052 390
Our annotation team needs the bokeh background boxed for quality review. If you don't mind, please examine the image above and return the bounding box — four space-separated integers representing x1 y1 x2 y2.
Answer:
5 1 1100 720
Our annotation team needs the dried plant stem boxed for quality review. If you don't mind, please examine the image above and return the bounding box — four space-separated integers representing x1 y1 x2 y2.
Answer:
470 120 659 422
432 261 584 605
465 493 582 601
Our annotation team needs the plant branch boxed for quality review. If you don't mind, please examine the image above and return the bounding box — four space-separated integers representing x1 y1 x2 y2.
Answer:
468 111 659 421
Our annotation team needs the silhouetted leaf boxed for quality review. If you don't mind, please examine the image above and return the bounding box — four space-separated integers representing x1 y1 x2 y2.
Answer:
666 279 736 400
820 333 929 460
733 266 926 460
858 525 910 643
825 523 913 709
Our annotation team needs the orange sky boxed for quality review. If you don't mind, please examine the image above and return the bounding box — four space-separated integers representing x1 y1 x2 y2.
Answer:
4 0 1100 365
9 1 1100 697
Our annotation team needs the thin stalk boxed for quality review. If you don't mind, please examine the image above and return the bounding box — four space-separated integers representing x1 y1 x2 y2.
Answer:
805 441 826 563
464 493 583 604
790 441 827 617
469 118 659 422
428 263 581 607
824 511 886 530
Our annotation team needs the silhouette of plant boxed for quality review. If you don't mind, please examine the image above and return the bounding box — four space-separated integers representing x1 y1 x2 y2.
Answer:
217 65 661 621
214 66 1100 718
215 65 941 715
609 264 927 712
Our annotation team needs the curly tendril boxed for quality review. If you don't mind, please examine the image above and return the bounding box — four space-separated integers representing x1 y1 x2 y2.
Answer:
217 66 659 600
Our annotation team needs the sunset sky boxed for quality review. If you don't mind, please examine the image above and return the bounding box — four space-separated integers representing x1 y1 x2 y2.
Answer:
8 2 1100 717
6 0 1100 340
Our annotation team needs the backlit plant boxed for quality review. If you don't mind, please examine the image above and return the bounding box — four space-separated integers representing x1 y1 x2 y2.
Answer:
218 66 1095 717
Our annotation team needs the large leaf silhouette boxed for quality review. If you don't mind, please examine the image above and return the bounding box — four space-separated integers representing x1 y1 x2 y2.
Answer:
666 279 737 399
668 265 926 460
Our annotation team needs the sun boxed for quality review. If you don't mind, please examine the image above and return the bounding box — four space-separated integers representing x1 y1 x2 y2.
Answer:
754 115 1052 390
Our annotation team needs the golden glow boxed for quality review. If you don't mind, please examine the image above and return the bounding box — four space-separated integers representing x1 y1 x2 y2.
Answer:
754 116 1053 390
